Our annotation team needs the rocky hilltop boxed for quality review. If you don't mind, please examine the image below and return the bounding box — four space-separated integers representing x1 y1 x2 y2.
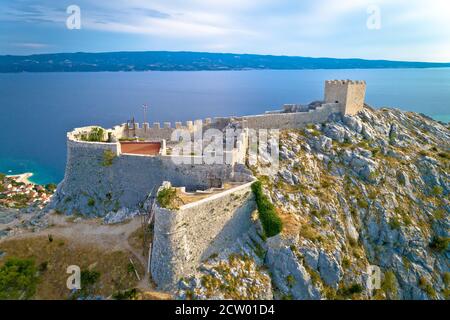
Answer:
178 105 449 300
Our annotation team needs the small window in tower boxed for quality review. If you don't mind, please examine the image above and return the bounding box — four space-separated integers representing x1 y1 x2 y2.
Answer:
335 100 339 103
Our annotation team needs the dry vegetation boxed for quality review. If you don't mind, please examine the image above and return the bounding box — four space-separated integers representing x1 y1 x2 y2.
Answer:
0 235 144 299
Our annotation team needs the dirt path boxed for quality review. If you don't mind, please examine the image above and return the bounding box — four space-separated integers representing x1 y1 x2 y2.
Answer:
1 213 161 293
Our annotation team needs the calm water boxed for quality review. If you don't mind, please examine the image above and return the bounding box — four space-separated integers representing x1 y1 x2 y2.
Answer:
0 69 449 184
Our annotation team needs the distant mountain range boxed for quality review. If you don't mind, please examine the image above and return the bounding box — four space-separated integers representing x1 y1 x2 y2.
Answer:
1 51 450 72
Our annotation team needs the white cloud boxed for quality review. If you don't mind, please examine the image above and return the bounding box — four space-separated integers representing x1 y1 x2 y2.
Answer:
1 0 449 61
13 42 49 48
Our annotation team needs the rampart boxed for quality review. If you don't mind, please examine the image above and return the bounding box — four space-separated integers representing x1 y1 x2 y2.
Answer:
119 118 214 141
240 103 342 129
52 125 248 216
151 179 257 290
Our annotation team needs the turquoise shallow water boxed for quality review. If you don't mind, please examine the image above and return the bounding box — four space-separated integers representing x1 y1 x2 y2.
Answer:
0 158 60 185
0 69 449 185
433 114 450 123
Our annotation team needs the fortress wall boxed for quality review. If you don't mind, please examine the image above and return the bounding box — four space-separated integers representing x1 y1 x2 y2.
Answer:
345 82 367 115
241 103 341 129
133 127 174 141
53 138 233 216
151 180 256 290
325 80 348 109
324 80 366 115
120 119 213 142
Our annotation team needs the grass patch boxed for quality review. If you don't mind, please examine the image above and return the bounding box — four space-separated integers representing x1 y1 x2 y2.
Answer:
381 270 398 300
299 225 322 243
0 236 142 299
251 181 283 238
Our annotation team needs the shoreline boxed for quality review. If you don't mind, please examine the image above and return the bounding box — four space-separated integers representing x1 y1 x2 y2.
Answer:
6 172 34 185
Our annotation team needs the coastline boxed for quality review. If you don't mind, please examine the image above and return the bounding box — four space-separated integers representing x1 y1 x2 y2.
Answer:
6 172 34 185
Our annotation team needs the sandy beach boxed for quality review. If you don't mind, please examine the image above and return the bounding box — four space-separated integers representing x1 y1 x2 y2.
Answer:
6 172 34 184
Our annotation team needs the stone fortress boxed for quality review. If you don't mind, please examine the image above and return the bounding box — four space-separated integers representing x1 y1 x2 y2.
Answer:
52 80 366 290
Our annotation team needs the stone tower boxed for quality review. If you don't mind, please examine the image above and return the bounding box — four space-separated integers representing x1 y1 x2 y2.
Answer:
324 80 366 116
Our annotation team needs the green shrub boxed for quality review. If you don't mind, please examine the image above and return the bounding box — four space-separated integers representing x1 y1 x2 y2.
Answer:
80 127 106 142
418 277 436 299
81 269 100 287
87 198 95 207
157 187 180 210
70 269 101 299
437 152 449 160
431 186 443 196
45 183 57 192
0 172 5 180
286 275 296 288
127 262 135 274
38 261 48 272
443 272 450 288
389 217 402 230
311 130 321 137
0 258 39 299
337 283 363 297
433 208 446 220
357 198 369 209
251 181 283 238
429 237 449 253
113 288 138 300
101 150 116 167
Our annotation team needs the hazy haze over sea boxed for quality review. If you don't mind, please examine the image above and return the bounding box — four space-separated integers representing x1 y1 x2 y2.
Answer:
0 68 449 184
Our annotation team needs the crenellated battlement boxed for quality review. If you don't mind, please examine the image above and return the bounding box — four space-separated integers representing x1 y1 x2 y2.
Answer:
325 79 366 115
124 118 215 130
69 80 366 149
325 79 366 85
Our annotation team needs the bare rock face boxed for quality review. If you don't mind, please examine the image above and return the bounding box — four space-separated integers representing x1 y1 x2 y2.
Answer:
266 236 322 300
253 106 449 300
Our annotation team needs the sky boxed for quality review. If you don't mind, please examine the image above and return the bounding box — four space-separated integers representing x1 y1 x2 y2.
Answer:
0 0 449 62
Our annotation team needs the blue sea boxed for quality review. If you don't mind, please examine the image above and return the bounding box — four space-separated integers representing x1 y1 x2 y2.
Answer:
0 68 449 184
